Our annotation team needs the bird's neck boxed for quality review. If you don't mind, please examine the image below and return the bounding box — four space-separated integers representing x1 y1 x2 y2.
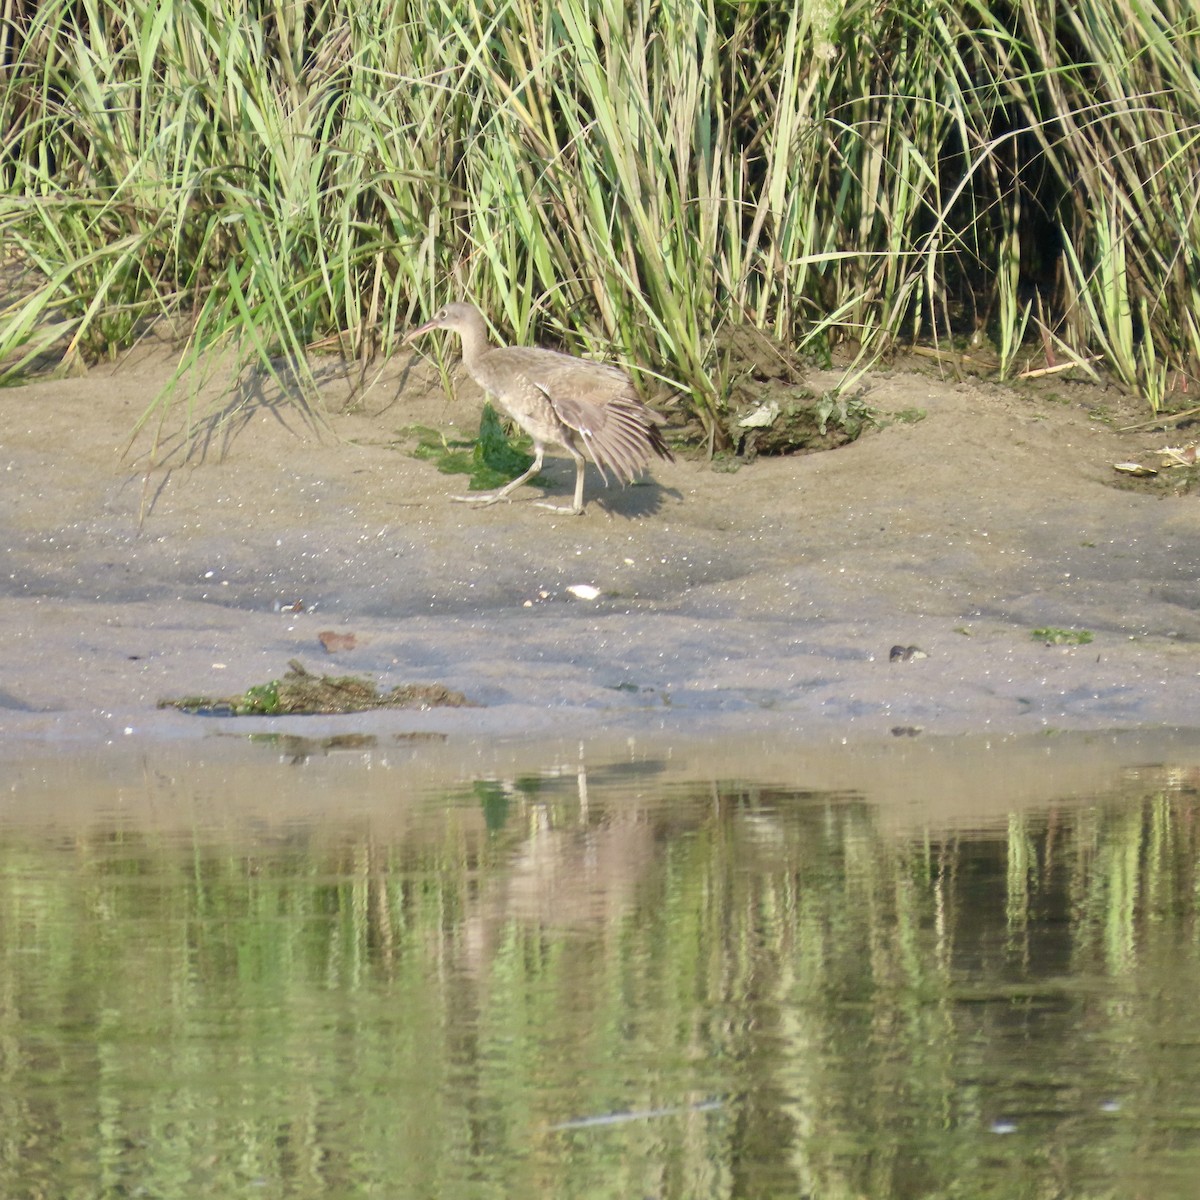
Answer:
458 316 498 376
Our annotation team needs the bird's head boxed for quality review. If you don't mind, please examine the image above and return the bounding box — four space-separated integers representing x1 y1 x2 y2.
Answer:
404 301 482 343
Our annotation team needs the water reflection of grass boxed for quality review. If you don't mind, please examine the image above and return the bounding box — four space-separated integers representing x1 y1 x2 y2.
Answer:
0 767 1198 1196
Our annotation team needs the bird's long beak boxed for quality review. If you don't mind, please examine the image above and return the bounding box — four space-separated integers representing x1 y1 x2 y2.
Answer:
403 316 440 344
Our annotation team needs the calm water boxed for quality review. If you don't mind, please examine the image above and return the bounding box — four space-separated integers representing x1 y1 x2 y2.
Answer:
3 730 1200 1199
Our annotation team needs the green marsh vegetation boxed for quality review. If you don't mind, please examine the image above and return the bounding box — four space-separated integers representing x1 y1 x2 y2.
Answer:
2 0 1198 447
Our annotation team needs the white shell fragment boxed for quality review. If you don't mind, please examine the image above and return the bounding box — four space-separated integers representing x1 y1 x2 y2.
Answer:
737 399 780 429
565 584 602 600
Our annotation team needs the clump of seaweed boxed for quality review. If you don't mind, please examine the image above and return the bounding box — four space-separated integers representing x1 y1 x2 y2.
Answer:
159 660 476 716
404 403 551 492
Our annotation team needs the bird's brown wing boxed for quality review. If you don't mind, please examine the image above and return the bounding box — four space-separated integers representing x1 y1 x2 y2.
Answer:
528 357 673 485
545 390 668 484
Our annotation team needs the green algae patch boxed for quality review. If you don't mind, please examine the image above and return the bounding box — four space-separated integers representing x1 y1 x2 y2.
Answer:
160 660 477 716
1032 628 1094 646
405 403 550 492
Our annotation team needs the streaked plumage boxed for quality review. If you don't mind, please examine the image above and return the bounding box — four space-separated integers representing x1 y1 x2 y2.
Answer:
405 302 672 514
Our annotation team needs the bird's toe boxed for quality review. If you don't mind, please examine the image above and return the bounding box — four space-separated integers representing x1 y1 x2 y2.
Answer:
533 501 585 515
450 492 505 506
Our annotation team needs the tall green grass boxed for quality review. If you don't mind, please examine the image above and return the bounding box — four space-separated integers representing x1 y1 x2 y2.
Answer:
2 0 1198 433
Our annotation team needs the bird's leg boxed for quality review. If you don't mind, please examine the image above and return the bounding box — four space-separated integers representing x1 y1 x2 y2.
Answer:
533 447 586 516
451 445 545 506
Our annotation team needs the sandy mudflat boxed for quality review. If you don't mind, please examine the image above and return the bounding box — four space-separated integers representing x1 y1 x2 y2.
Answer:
1 340 1198 748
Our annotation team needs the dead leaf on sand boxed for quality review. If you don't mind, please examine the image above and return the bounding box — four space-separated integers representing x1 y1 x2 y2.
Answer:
319 630 360 653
